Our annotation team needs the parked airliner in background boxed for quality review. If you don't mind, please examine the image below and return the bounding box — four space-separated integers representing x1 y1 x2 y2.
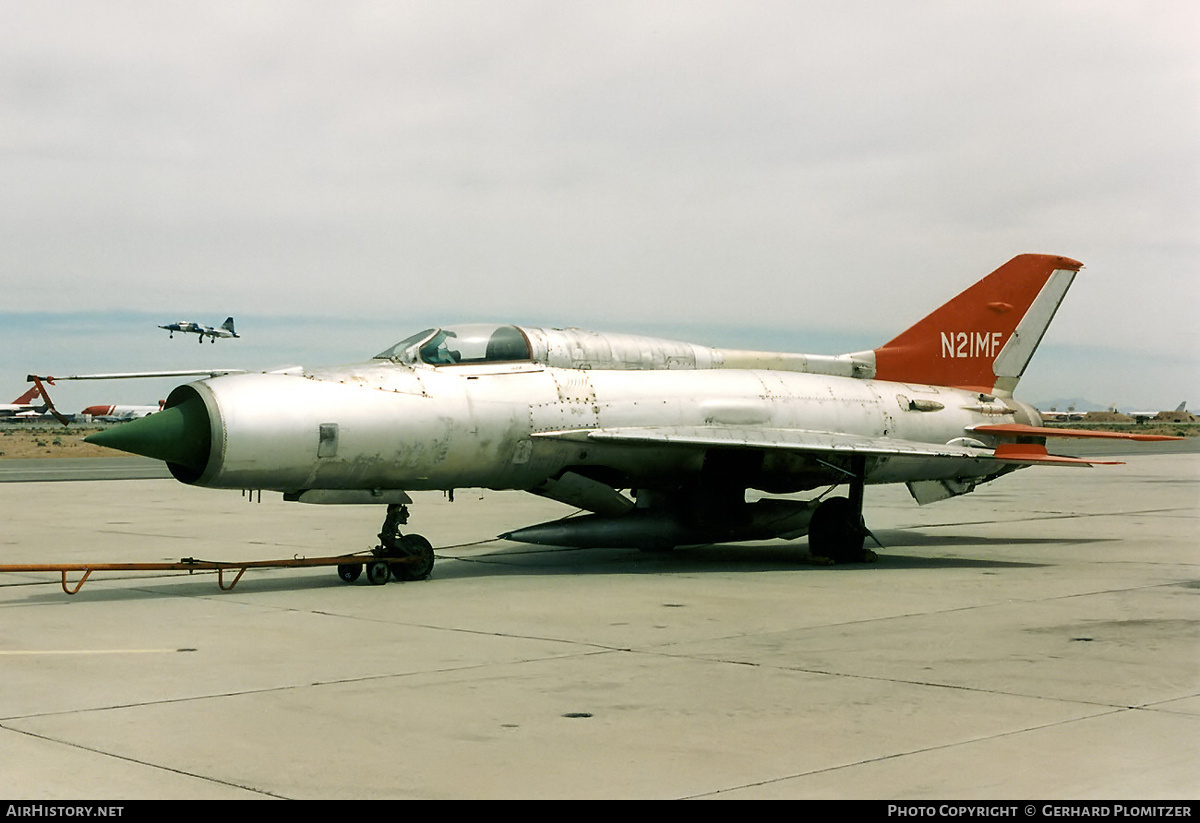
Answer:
1130 401 1188 424
52 254 1177 584
1039 405 1085 422
159 317 239 343
0 386 46 418
80 402 165 422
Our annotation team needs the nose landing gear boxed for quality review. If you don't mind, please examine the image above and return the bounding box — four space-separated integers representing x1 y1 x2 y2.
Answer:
337 503 436 585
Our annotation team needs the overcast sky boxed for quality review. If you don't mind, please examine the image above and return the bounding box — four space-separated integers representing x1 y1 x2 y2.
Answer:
2 1 1197 412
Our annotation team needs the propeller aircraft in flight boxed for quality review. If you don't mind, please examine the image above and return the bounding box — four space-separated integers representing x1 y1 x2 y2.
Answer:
70 254 1176 583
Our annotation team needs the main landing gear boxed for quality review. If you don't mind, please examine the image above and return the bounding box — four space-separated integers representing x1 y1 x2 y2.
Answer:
807 455 879 565
336 503 435 585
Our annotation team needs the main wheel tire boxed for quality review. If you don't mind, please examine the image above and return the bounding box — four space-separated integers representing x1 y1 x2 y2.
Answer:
809 497 865 564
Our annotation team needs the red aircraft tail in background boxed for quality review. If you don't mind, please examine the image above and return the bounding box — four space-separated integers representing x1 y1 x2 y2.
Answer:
7 386 42 406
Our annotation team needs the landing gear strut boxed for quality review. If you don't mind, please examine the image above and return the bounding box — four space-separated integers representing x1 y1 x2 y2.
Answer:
376 503 435 582
337 503 435 585
808 455 878 564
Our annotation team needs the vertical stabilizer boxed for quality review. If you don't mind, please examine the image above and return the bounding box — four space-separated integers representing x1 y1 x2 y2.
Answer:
872 254 1082 396
9 386 42 406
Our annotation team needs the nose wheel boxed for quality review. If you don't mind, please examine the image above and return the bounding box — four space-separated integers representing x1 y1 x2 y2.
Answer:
337 504 436 585
388 534 435 581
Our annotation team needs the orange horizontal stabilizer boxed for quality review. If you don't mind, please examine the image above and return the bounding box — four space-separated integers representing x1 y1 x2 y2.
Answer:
992 443 1122 466
973 423 1183 441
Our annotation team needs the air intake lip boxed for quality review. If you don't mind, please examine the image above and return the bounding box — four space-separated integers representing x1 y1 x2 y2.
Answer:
84 386 211 480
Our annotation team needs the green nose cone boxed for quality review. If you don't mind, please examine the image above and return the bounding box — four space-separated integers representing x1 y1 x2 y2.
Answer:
84 392 211 471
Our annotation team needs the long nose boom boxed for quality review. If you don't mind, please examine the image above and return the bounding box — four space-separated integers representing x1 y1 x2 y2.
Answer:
84 391 210 472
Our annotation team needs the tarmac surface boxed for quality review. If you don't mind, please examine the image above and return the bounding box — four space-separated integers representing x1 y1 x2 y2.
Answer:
0 442 1196 799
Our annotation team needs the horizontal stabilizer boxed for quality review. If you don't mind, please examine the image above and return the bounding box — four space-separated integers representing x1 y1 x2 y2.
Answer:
991 443 1120 466
972 423 1182 442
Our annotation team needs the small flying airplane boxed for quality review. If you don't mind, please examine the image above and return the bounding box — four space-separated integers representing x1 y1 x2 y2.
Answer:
76 254 1178 583
159 317 239 343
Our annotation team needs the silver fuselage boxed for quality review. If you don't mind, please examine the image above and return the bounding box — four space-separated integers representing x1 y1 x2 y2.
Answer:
171 357 1034 496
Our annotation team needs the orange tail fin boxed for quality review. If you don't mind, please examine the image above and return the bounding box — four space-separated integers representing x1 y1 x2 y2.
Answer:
872 254 1083 396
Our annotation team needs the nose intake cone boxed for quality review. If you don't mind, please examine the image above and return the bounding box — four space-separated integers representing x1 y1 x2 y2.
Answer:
84 392 210 471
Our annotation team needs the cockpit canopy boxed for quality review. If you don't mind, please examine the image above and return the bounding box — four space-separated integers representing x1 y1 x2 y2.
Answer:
374 324 532 366
373 322 876 378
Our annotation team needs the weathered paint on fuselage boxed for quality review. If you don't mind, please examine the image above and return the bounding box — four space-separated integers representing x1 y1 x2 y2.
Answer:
177 357 1031 496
